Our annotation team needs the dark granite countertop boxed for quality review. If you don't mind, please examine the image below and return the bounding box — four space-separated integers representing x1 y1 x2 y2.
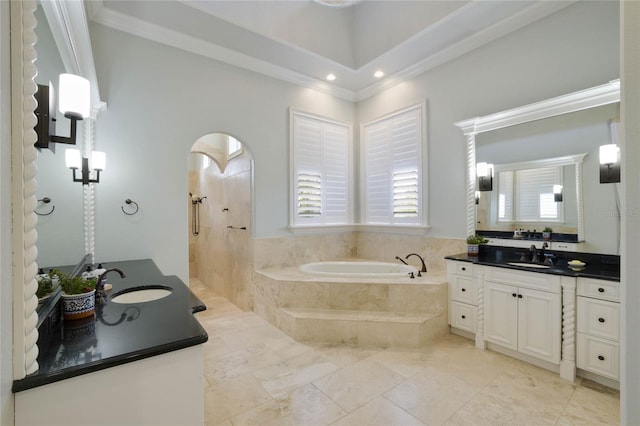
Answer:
13 259 208 392
445 246 620 282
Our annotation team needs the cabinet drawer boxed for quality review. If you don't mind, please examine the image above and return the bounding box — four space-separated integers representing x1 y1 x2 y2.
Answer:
447 261 474 277
450 301 476 333
450 275 477 305
484 267 561 293
577 278 620 302
577 297 620 341
577 333 619 380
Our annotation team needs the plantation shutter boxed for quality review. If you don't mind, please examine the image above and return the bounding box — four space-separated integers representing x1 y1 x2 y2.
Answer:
498 171 514 221
322 122 350 224
292 112 350 225
515 167 560 221
363 106 422 225
364 120 392 223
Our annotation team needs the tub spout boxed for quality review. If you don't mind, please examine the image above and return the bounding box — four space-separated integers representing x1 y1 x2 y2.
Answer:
395 256 408 265
405 253 427 273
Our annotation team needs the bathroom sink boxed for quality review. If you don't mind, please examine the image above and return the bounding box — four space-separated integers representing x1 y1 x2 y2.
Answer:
110 286 173 304
507 262 551 269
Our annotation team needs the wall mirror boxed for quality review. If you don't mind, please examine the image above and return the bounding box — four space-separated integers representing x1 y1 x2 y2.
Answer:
456 80 620 254
34 5 85 268
33 1 105 268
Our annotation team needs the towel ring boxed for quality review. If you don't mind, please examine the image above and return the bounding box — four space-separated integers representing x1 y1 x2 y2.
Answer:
35 197 55 216
121 199 139 215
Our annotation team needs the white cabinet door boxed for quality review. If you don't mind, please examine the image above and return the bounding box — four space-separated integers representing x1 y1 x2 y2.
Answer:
518 287 561 364
484 281 518 351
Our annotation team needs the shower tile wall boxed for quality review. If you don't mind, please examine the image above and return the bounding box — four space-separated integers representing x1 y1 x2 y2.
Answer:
189 151 253 310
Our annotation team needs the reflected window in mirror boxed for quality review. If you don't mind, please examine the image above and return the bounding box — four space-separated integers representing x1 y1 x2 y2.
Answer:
497 166 563 223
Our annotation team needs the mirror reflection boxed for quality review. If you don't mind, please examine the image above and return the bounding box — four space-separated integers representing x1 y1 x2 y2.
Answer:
476 103 620 254
34 6 86 268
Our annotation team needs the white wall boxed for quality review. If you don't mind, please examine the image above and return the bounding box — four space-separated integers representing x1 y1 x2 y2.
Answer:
357 0 619 240
0 1 13 423
621 2 640 423
89 23 355 281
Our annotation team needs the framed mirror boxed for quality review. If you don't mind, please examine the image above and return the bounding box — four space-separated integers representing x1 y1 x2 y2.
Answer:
455 80 620 250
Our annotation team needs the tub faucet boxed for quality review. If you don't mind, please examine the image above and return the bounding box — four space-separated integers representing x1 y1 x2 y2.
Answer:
405 253 427 273
395 256 408 265
96 268 126 305
529 245 539 263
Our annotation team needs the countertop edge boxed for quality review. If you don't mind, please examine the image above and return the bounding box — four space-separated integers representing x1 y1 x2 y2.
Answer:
12 333 208 393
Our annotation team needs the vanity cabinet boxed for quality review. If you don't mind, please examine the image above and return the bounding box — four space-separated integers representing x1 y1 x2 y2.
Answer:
447 261 479 333
577 278 620 380
483 268 561 364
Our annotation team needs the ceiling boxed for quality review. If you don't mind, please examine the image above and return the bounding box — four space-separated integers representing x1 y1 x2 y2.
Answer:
87 0 576 101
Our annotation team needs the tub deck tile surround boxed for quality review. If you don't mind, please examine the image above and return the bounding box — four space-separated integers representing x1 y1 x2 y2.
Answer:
254 264 448 348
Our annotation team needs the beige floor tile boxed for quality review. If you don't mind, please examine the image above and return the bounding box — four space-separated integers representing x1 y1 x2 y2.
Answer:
311 344 380 368
313 358 405 413
252 351 339 398
218 324 290 351
196 294 620 426
204 374 271 425
230 384 346 426
369 349 432 378
332 396 426 426
384 366 482 425
556 383 620 425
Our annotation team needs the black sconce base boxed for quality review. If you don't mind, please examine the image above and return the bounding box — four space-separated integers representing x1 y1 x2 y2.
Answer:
600 164 620 184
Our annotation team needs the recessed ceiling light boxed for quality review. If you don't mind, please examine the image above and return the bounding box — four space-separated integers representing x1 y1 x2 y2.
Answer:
374 70 384 78
326 73 336 81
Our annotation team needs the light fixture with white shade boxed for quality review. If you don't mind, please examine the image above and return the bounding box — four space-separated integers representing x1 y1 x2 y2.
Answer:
553 185 563 202
599 143 620 183
35 73 90 149
476 162 493 191
66 149 105 185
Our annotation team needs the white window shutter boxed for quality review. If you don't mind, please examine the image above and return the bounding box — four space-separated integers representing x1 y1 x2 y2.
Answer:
364 120 392 223
322 122 350 224
362 105 423 225
498 171 514 221
291 111 351 226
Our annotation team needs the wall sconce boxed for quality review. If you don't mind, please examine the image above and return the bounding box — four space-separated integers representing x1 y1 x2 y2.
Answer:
599 144 620 184
476 162 493 191
35 74 90 149
65 149 105 185
475 191 481 205
553 185 563 202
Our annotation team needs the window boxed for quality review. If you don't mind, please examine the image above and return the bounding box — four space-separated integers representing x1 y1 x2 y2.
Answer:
227 136 242 159
290 111 352 227
498 166 563 222
361 104 425 226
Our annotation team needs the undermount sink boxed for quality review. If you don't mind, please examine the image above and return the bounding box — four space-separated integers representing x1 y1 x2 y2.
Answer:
110 286 173 304
507 262 551 269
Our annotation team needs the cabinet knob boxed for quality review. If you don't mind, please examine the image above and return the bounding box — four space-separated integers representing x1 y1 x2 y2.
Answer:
512 293 517 298
461 288 466 292
461 315 466 319
598 355 605 361
517 294 523 299
598 288 605 293
598 317 605 323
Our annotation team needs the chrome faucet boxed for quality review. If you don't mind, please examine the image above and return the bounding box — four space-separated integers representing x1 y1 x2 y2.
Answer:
405 253 427 273
96 268 126 305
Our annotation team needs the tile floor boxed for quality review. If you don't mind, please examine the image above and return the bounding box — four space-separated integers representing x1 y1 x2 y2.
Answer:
190 280 620 426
